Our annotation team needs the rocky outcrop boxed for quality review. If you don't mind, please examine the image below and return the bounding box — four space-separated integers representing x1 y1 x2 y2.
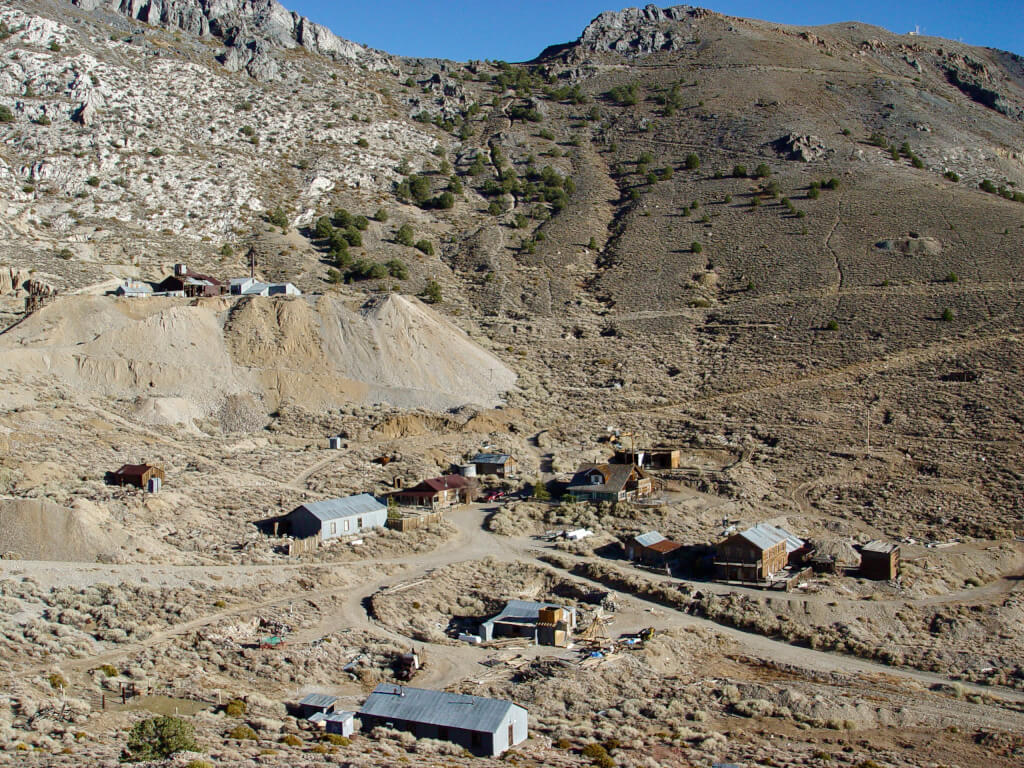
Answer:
68 0 379 79
577 4 708 57
942 57 1024 121
774 133 829 162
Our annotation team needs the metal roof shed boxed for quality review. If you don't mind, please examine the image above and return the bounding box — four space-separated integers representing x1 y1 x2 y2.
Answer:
286 494 388 542
358 685 527 756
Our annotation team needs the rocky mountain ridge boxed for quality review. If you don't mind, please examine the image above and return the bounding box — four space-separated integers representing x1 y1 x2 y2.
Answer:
69 0 384 79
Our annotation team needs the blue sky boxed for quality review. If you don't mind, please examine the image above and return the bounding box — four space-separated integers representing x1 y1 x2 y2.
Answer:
286 1 1022 61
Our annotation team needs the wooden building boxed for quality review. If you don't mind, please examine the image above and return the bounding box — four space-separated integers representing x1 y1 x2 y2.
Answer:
858 540 900 580
156 271 226 297
112 463 165 489
566 464 652 504
390 475 469 509
612 447 681 469
626 531 683 566
470 453 518 478
714 523 804 583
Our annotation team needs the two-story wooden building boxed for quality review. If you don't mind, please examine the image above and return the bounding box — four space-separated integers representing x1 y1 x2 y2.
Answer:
714 523 804 583
565 464 652 504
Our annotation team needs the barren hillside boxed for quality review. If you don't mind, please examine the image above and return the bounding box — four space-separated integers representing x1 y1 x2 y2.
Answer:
0 2 1022 766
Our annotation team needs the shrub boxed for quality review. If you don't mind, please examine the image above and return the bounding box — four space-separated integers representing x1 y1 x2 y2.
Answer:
691 241 702 253
608 83 640 106
538 128 554 140
347 260 388 280
944 170 960 182
356 138 369 148
807 187 820 199
33 115 50 125
823 177 840 189
414 239 434 256
374 207 389 222
533 481 550 501
945 272 958 283
267 207 288 229
979 179 997 194
724 194 732 203
227 724 258 740
149 147 164 157
941 308 954 322
343 227 362 247
753 163 771 178
48 673 67 689
910 154 924 169
732 164 747 178
326 268 343 284
224 699 246 718
684 153 700 170
386 259 408 279
49 41 61 52
324 734 350 745
127 716 197 760
280 734 302 746
825 319 839 331
56 248 73 260
396 224 415 246
314 215 333 239
185 761 213 768
420 279 442 304
555 738 572 749
97 664 118 677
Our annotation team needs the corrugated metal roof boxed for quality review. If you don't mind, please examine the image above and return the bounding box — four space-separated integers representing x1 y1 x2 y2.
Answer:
634 531 666 547
738 523 804 553
861 540 898 554
359 685 520 733
324 711 354 722
485 599 569 624
472 453 512 464
297 494 385 523
299 693 338 709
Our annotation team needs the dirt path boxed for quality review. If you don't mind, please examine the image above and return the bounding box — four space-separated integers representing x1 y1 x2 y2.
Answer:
12 502 1024 703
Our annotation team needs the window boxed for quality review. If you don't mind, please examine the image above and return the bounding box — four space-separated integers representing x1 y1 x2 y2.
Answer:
508 722 514 745
330 522 336 535
357 517 363 529
344 519 350 531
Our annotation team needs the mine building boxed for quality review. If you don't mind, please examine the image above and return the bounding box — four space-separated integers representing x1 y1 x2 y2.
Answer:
626 530 683 566
295 693 338 719
114 280 153 298
713 523 805 583
470 452 518 478
479 599 577 646
156 265 227 297
611 447 681 469
358 684 528 756
857 540 900 580
390 475 469 509
284 494 387 542
566 463 652 503
229 276 302 296
111 462 165 490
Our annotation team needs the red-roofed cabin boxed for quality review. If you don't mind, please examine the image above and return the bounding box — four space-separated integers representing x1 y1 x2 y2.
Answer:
390 475 469 509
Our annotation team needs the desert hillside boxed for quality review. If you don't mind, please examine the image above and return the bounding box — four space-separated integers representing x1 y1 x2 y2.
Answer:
0 2 1021 767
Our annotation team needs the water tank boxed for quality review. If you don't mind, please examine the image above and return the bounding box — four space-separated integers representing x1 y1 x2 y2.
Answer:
458 463 476 477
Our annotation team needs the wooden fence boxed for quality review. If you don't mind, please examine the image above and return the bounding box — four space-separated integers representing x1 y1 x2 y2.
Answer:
386 510 444 532
287 536 319 556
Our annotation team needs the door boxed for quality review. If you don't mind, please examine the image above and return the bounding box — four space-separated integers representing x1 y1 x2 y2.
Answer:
508 722 514 746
